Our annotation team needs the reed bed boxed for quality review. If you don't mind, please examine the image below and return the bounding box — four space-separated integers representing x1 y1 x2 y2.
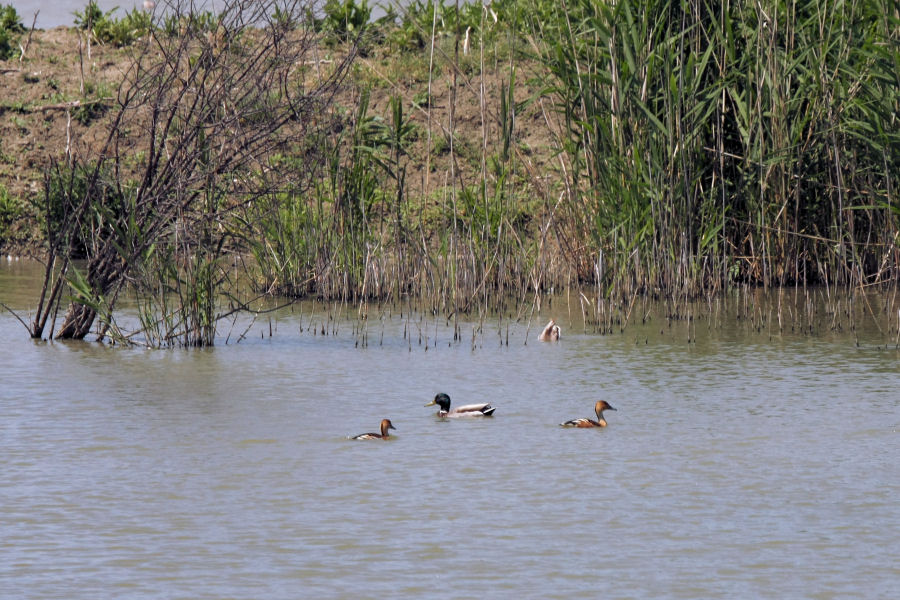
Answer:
246 0 898 314
527 0 899 298
13 0 898 347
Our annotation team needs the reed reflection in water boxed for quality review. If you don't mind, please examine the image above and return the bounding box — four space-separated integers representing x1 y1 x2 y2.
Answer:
2 263 899 598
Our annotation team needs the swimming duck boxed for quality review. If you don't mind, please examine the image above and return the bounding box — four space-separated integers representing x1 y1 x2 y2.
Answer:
425 393 496 417
538 319 561 341
350 419 396 440
560 401 617 428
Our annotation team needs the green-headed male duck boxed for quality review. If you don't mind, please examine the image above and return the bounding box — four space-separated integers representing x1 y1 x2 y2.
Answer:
350 419 396 440
425 393 496 417
538 319 561 341
560 401 617 428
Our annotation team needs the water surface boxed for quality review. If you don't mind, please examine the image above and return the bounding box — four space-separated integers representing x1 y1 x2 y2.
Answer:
2 259 898 598
14 1 152 29
12 0 391 29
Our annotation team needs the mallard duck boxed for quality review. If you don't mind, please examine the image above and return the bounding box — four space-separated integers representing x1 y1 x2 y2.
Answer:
350 419 396 440
560 401 617 428
425 393 496 417
538 319 561 341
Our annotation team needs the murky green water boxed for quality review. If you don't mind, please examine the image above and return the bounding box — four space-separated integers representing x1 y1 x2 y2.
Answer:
2 259 899 598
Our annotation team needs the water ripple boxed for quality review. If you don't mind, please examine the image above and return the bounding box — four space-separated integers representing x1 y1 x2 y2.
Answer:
2 287 899 598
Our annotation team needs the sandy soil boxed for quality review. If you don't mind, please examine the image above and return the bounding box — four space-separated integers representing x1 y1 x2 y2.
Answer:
1 28 129 192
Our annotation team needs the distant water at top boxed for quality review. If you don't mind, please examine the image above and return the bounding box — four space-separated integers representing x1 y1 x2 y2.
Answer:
14 1 159 29
12 1 393 30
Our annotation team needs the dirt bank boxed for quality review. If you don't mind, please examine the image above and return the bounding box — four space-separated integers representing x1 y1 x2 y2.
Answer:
0 27 557 256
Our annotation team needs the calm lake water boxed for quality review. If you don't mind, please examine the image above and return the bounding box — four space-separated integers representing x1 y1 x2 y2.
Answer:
2 258 899 598
14 1 153 29
13 0 391 30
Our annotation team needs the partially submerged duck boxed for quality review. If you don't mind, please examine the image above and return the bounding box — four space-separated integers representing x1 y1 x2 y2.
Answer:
538 319 561 341
560 401 617 428
425 393 496 417
350 419 396 440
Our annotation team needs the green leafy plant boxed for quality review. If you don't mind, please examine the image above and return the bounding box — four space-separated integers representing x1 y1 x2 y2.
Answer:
388 0 450 51
387 0 515 53
0 4 23 32
0 183 23 241
74 1 153 46
322 0 371 42
0 3 24 60
72 0 105 31
0 27 14 60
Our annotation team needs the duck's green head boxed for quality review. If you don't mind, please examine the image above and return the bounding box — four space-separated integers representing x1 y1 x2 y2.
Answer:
425 393 452 411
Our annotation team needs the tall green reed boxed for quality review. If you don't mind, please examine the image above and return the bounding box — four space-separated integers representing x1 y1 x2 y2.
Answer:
221 0 897 329
527 0 899 299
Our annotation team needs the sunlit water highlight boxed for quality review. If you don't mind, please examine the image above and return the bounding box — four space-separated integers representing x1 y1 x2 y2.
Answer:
2 260 899 598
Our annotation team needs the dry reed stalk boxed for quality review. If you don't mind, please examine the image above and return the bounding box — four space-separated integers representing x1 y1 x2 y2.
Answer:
18 11 38 62
423 4 438 196
77 33 85 95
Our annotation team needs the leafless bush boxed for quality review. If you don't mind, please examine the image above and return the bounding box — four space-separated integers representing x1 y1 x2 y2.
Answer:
25 0 353 343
